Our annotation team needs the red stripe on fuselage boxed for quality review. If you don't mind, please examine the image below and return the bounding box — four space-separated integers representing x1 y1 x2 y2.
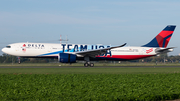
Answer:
96 55 155 60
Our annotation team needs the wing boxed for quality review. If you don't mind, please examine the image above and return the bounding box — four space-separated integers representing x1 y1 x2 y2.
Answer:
74 43 126 57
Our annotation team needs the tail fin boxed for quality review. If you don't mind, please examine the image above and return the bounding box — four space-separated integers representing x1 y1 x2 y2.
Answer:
142 25 176 48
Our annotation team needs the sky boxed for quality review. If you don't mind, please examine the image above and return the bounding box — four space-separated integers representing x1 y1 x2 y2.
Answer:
0 0 180 55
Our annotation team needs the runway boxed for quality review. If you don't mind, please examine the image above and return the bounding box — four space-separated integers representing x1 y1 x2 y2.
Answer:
0 66 180 74
1 66 180 68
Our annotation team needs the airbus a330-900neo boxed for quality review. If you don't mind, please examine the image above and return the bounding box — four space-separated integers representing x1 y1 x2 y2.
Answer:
2 25 176 67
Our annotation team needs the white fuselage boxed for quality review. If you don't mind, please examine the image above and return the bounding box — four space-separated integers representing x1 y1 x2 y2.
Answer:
2 42 160 61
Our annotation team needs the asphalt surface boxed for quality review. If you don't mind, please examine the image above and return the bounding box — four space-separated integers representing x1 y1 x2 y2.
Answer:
1 66 180 68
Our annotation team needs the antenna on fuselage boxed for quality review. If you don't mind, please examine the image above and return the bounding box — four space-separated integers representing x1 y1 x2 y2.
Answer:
60 35 69 45
66 35 68 44
60 35 62 44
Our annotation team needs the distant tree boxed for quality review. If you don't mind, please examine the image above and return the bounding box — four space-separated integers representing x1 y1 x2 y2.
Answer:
0 54 17 63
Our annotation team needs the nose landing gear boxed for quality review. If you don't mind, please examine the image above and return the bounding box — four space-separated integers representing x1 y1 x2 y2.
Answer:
18 57 21 64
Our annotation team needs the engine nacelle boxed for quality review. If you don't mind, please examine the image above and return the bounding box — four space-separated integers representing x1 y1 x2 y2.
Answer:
58 53 76 63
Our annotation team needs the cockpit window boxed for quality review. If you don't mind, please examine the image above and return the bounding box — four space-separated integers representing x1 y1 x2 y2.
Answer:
6 46 11 48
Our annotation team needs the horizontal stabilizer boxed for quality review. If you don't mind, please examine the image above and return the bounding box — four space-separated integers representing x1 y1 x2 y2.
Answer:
155 47 175 53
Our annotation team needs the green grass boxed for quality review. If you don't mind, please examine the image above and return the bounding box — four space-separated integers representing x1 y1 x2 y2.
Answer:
0 73 180 100
0 67 180 74
1 66 180 100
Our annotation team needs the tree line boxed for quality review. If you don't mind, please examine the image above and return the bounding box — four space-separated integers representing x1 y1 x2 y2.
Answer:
0 53 180 63
0 54 56 63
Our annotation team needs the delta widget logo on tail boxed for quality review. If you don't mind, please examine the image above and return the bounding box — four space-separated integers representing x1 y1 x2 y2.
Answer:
155 27 174 48
142 25 176 48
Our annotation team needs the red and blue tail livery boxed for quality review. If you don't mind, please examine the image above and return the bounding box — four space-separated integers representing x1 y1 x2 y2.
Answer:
2 25 176 67
142 25 176 48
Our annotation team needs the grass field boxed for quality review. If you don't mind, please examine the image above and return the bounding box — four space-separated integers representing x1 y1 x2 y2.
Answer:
1 63 180 100
0 67 180 74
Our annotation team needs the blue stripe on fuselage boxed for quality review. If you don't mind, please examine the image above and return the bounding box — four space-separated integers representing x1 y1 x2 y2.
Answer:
38 45 112 56
38 51 63 56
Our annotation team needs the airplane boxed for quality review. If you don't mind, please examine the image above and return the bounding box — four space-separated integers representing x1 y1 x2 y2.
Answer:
1 25 176 67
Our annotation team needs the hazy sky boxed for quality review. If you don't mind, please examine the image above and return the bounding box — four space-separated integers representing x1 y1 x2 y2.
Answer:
0 0 180 55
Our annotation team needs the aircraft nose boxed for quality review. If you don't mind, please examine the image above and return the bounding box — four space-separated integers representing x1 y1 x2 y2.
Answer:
1 48 5 53
1 48 8 54
1 48 7 54
2 47 16 56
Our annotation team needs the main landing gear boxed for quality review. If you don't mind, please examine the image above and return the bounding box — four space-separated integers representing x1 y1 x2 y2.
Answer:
84 62 94 67
84 56 94 67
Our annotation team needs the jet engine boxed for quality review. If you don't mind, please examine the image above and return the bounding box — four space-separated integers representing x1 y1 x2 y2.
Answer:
58 53 76 63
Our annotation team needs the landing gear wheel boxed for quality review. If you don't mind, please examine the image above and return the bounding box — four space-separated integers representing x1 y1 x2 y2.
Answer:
90 63 94 67
84 63 88 67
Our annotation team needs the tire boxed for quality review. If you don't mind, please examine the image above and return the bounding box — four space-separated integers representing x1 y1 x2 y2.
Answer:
90 63 94 67
84 63 88 67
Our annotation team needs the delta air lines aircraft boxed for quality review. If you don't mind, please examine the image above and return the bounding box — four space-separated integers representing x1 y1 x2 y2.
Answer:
2 25 176 67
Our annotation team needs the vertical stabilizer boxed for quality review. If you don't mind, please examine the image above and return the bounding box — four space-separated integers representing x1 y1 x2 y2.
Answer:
142 25 176 48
